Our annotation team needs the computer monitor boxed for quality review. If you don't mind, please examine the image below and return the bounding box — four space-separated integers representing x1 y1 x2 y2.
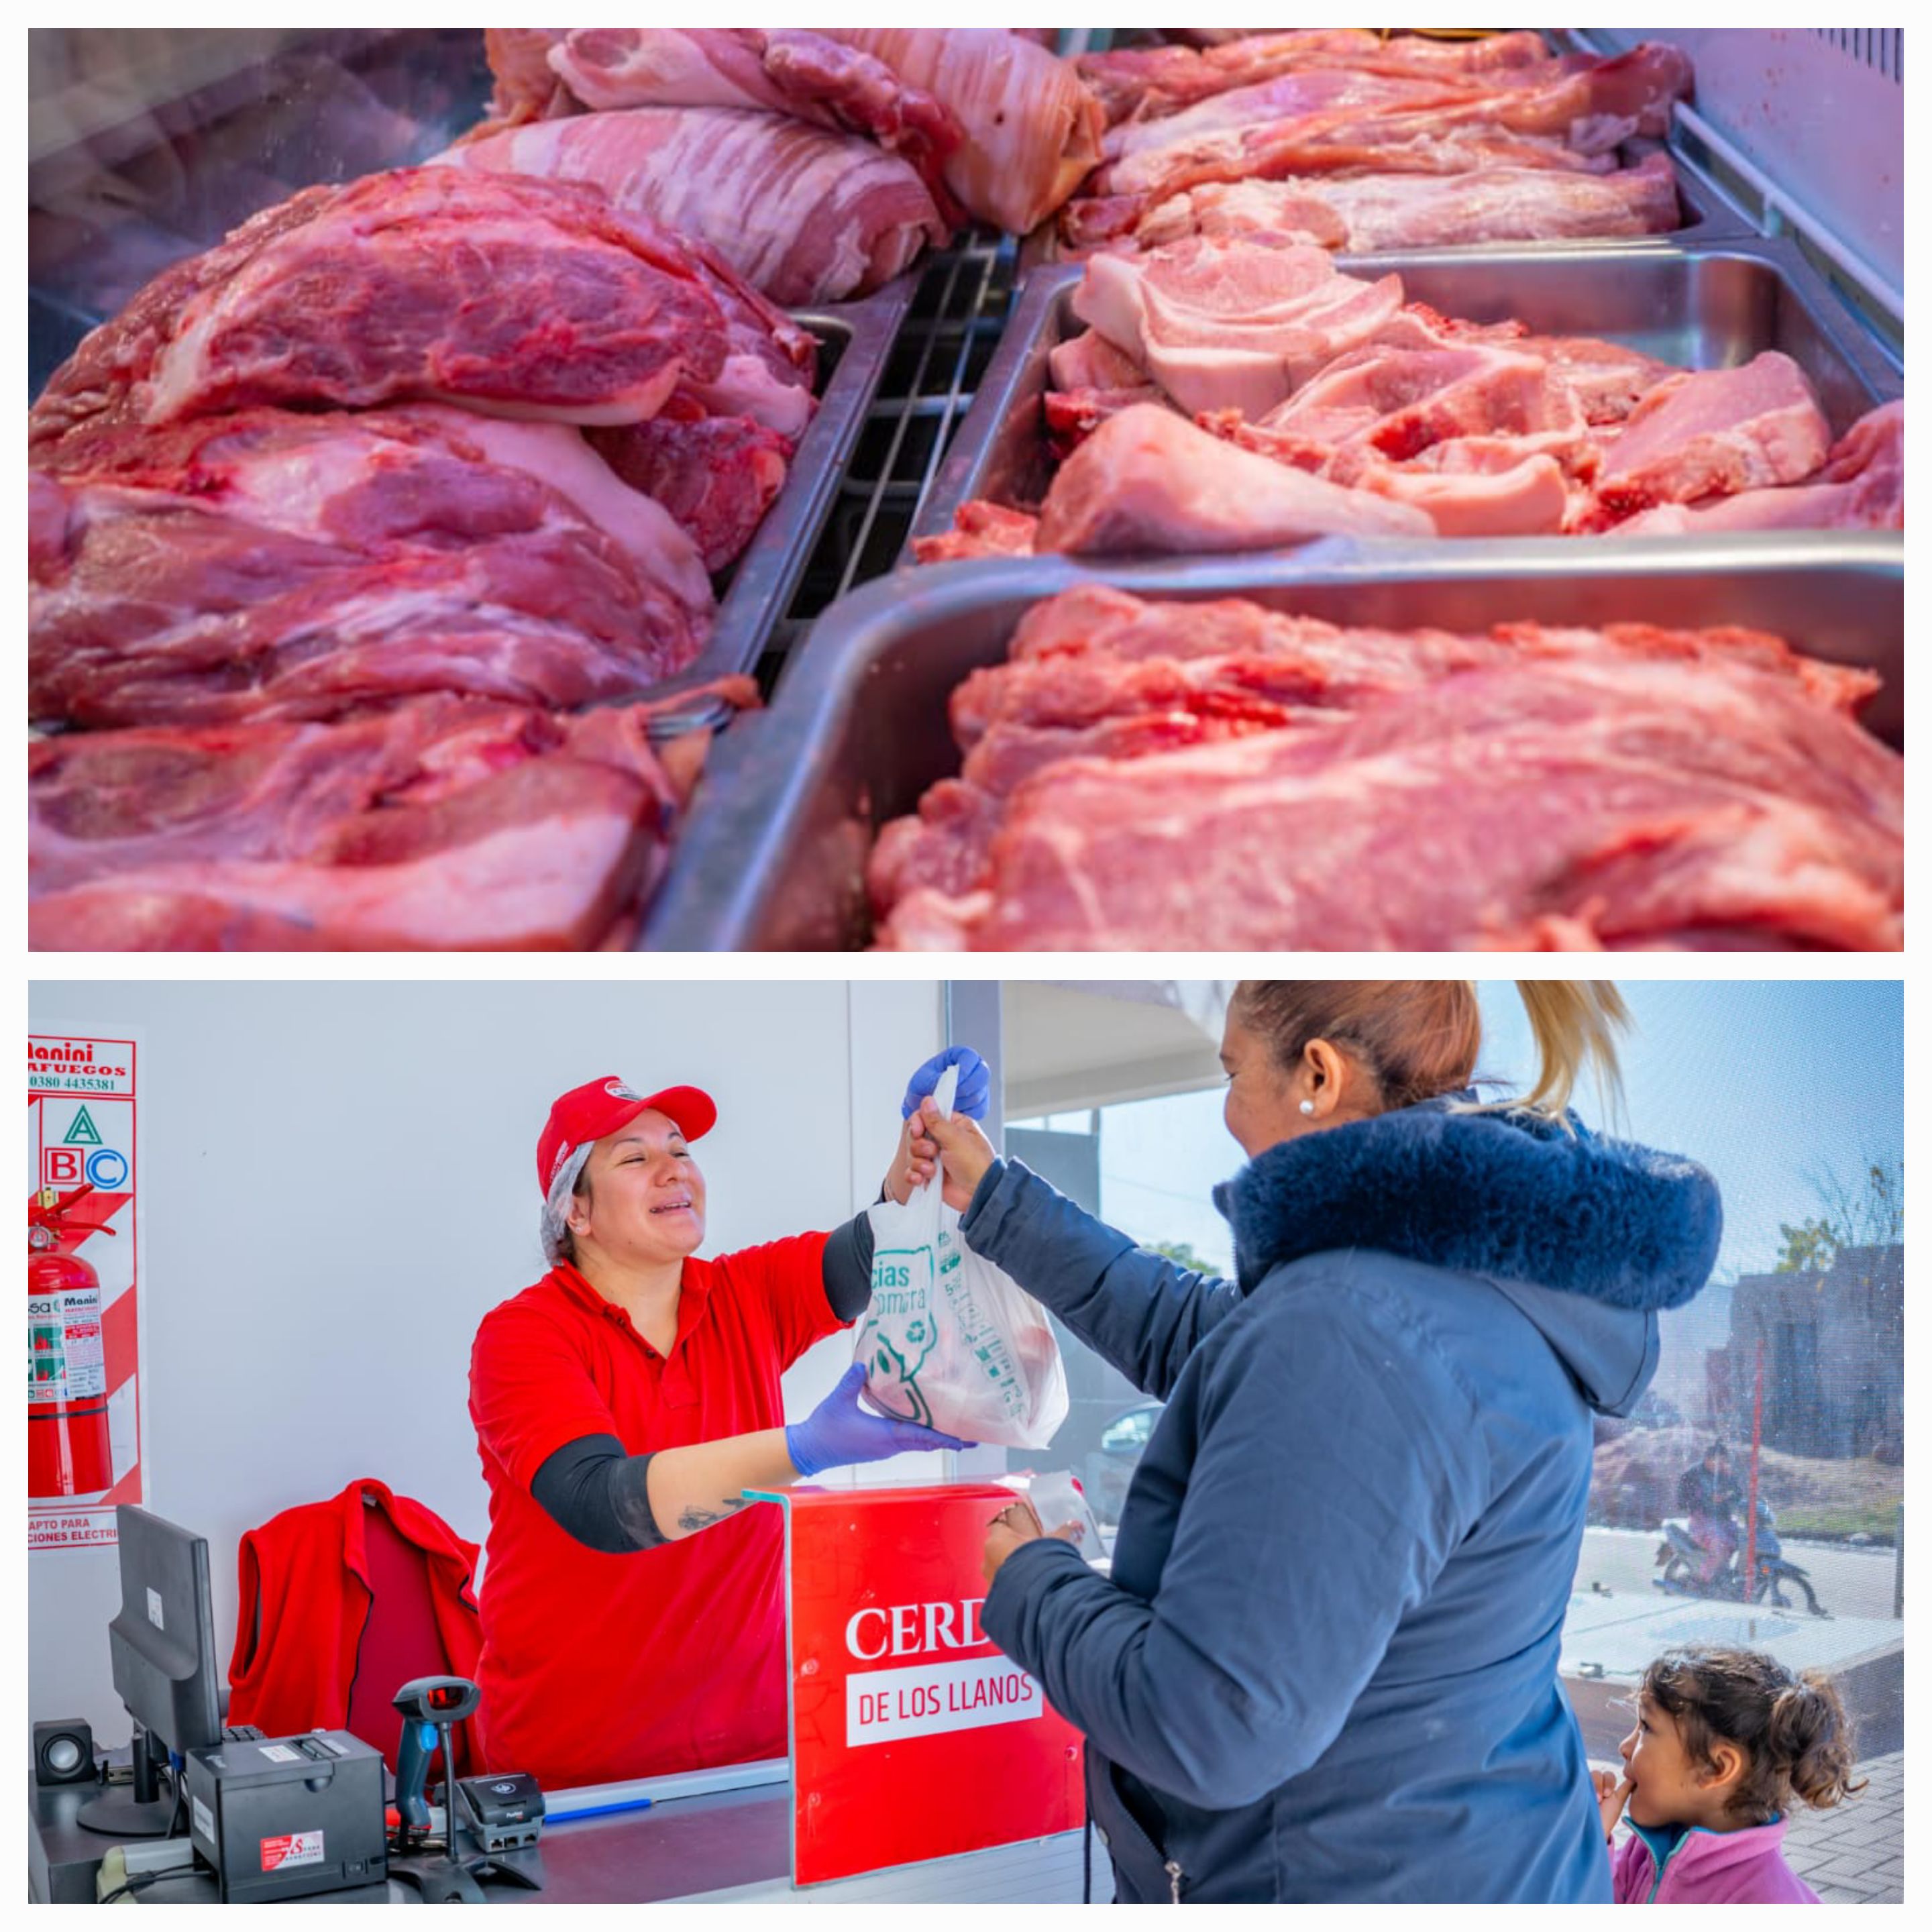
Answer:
77 1505 223 1839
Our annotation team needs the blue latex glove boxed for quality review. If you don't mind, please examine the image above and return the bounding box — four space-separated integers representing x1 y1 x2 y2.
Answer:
902 1046 991 1121
786 1363 974 1477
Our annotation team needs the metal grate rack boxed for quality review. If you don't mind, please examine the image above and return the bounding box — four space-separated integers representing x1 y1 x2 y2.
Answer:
755 230 1020 686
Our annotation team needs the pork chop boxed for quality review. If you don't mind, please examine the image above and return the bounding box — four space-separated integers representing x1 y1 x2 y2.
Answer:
1032 404 1435 553
1593 350 1833 521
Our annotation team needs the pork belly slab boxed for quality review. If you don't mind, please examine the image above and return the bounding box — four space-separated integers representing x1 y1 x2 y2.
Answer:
443 107 948 305
817 30 1105 234
542 28 963 213
1089 150 1682 254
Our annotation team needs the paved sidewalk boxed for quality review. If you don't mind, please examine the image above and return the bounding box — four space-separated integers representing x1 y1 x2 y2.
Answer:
1784 1752 1904 1903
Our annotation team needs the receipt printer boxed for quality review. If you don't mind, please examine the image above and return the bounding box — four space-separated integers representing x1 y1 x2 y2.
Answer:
184 1731 387 1902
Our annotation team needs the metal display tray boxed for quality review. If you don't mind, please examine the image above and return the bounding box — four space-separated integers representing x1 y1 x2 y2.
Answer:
640 541 1902 951
642 273 918 731
907 239 1904 555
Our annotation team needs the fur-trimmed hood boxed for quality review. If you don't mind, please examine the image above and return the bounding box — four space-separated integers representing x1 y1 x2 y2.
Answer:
1214 1097 1721 1415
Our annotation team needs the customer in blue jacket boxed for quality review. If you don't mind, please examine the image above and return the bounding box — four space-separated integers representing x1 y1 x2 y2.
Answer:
906 981 1721 1904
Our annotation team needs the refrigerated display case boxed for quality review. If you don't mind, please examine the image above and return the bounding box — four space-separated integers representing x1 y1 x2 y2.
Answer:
25 29 1905 953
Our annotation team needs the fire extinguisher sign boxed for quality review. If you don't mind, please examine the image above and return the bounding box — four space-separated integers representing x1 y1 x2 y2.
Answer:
28 1032 144 1553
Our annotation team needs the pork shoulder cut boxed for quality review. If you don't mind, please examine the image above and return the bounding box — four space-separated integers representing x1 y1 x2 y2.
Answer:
31 407 714 729
30 682 756 952
30 168 736 447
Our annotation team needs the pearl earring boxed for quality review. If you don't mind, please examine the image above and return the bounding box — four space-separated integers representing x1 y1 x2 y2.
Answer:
1299 1100 1316 1116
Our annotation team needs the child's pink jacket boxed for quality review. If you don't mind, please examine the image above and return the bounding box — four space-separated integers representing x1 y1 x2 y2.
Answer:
1612 1817 1819 1902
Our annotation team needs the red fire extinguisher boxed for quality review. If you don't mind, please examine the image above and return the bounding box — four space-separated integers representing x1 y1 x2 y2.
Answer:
29 1185 116 1499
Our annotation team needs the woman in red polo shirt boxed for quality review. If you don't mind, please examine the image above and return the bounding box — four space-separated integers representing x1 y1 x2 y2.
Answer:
468 1059 983 1790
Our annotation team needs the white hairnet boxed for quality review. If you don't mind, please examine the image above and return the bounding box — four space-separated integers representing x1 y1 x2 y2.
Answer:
541 1141 594 1264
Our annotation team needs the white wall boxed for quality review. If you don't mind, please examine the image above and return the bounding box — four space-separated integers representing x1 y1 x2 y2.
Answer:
28 977 943 1742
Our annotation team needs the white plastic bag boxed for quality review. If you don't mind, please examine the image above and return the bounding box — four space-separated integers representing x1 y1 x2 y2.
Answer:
855 1067 1069 1450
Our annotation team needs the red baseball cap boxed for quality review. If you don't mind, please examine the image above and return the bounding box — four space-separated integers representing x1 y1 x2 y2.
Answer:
537 1076 718 1195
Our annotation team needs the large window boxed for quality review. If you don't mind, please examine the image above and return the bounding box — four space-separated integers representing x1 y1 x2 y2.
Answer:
1002 981 1902 1769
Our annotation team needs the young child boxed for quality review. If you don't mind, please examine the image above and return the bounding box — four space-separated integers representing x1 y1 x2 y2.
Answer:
1593 1646 1866 1903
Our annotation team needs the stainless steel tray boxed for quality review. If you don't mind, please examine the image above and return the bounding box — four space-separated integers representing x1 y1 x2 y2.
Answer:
641 272 918 733
908 239 1904 555
641 541 1902 951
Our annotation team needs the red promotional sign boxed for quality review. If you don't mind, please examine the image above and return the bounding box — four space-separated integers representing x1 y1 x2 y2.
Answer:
763 1483 1085 1886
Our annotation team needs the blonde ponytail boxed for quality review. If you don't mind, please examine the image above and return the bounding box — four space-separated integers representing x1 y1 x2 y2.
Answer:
1515 982 1630 1120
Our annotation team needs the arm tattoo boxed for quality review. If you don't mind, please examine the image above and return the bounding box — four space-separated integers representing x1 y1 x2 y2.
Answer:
676 1496 753 1534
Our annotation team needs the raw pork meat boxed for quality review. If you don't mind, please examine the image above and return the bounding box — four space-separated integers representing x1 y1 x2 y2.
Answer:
1082 44 1690 217
538 30 963 215
588 413 793 574
1077 30 1556 122
1592 352 1834 521
994 586 1873 699
1205 337 1597 535
866 588 1893 951
443 108 947 305
1066 179 1347 253
1246 341 1594 468
1098 150 1682 254
1072 236 1405 416
1047 329 1155 393
1032 405 1435 553
1102 66 1488 162
30 169 733 446
484 30 577 123
31 407 714 729
1507 332 1681 425
30 683 756 952
1216 433 1574 537
1617 401 1903 533
951 596 1874 739
923 236 1897 550
604 219 818 436
1044 327 1167 449
874 649 1898 954
912 502 1041 564
1096 119 1611 208
1089 36 1682 131
1114 43 1687 161
818 30 1104 233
